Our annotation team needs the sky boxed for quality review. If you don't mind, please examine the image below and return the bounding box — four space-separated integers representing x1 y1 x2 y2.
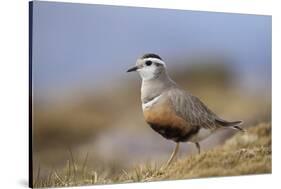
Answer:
31 1 272 100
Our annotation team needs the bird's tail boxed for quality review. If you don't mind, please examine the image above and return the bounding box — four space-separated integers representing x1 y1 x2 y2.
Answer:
215 118 245 132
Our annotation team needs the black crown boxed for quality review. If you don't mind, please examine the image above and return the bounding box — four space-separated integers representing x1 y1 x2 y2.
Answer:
141 53 162 60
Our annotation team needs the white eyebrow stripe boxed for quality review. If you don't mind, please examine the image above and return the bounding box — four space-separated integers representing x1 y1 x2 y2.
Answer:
142 94 162 110
143 58 166 67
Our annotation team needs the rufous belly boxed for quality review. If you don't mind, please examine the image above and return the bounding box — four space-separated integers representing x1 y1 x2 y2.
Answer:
143 100 199 142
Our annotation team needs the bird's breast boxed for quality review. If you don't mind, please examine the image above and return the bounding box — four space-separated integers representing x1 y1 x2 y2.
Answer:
143 100 185 128
143 98 195 142
142 94 162 110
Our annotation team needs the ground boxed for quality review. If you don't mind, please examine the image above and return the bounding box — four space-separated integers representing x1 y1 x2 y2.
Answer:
33 122 271 187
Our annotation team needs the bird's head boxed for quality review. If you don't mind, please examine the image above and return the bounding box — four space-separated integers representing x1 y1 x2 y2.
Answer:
127 53 167 81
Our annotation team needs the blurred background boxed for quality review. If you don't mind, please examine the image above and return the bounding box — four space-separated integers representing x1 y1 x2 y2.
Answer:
32 1 271 179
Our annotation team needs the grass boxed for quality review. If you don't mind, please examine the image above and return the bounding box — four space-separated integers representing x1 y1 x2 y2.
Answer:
33 122 271 188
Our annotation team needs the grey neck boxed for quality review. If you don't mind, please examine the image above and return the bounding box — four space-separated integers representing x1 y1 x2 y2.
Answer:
141 70 176 103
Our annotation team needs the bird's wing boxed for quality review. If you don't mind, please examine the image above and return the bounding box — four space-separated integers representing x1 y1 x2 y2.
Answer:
168 88 219 130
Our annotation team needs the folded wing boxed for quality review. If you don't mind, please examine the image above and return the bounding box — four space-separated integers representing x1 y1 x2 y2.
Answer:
168 88 220 130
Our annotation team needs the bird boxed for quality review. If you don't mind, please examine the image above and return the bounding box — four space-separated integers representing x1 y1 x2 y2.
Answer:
127 53 244 167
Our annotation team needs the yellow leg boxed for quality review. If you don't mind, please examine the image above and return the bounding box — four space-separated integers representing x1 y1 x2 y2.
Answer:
165 142 180 167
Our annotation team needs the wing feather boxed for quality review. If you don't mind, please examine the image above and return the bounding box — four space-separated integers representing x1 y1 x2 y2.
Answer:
168 88 219 130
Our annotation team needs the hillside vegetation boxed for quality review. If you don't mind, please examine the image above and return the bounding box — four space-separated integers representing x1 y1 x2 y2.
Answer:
33 122 271 187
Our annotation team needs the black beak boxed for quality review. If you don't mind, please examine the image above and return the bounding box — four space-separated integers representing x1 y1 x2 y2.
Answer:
126 66 138 72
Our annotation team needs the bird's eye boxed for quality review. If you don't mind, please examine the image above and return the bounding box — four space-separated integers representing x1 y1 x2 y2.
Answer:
145 60 152 66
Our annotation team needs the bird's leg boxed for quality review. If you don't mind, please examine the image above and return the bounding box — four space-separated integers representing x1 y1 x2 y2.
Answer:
195 142 201 154
165 142 180 167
